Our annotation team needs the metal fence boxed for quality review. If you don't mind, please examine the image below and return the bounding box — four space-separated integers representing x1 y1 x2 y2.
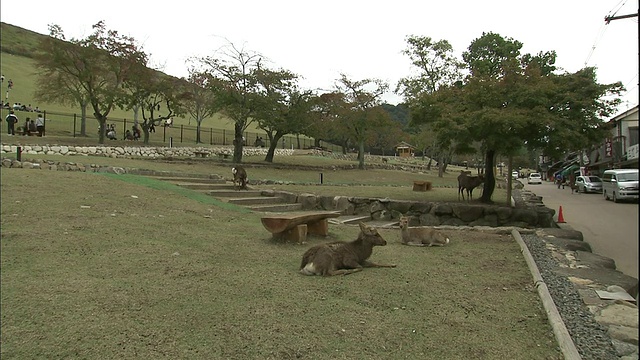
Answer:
1 107 342 152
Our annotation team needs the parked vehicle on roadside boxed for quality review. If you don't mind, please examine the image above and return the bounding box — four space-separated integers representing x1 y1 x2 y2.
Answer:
512 171 519 180
527 173 542 184
602 169 639 203
575 175 603 193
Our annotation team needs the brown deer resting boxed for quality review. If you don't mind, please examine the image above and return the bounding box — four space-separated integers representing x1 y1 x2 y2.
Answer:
231 166 248 190
299 222 397 276
457 171 484 201
398 216 450 246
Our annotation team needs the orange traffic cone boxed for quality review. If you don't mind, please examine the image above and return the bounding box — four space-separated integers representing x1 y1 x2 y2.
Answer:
557 206 566 223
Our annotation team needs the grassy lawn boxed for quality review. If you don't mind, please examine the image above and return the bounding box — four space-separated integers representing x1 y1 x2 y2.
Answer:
0 151 561 359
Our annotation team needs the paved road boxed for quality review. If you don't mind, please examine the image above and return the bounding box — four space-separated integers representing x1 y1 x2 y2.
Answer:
523 179 638 279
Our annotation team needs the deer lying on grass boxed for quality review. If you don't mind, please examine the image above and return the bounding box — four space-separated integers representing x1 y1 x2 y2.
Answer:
231 166 248 190
398 216 450 246
299 222 397 276
457 171 484 201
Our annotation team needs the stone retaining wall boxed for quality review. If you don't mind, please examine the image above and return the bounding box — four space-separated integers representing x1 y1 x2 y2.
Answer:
264 189 557 228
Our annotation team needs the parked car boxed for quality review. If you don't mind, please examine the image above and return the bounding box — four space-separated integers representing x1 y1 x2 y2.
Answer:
512 171 519 180
575 175 603 193
602 169 639 203
527 173 542 184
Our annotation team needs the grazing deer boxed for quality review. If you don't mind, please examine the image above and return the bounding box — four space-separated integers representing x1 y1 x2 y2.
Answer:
299 222 397 276
457 171 484 201
231 166 248 190
398 216 450 247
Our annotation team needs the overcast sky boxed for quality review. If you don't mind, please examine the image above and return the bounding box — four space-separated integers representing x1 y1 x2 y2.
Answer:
1 0 638 110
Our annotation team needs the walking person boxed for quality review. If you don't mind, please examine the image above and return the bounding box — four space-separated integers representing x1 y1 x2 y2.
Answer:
35 113 45 137
5 110 18 135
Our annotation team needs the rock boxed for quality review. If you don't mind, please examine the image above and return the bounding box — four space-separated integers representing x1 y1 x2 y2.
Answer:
608 325 639 345
596 304 639 328
555 267 639 298
451 204 484 222
537 228 584 241
576 250 617 269
542 237 592 252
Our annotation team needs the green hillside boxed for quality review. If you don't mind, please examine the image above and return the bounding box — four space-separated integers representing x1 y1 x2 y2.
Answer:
0 22 235 131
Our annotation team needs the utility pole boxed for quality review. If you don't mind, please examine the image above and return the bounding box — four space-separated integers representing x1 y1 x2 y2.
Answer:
604 12 638 23
604 0 638 24
604 3 639 109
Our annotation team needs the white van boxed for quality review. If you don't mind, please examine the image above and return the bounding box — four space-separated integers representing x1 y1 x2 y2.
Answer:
602 169 639 203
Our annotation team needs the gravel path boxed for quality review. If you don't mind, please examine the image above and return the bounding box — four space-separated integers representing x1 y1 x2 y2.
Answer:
521 233 619 360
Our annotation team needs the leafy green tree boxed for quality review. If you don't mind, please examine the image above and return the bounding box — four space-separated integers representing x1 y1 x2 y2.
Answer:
34 54 89 136
396 35 463 101
334 74 389 169
413 31 624 203
198 43 263 163
181 67 221 144
253 67 316 162
306 92 349 150
123 64 184 144
34 21 148 144
398 35 465 176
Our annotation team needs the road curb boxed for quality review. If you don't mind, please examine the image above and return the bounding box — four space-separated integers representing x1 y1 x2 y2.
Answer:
512 229 582 360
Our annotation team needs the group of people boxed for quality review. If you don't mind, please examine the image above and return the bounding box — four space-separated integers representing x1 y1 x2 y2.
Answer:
103 123 148 141
2 102 42 113
1 74 13 90
555 172 578 193
5 110 45 136
124 125 141 141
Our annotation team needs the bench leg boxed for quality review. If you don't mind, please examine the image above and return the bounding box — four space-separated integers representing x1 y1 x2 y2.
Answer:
276 224 307 243
307 219 329 236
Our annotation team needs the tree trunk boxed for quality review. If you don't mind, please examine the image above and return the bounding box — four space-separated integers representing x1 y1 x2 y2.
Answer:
196 118 202 144
265 141 278 163
233 123 244 163
97 118 106 144
357 140 365 169
480 149 496 203
80 103 88 136
506 155 513 206
143 128 150 144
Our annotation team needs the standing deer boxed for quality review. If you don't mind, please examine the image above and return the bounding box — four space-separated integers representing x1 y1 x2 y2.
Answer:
457 171 484 201
231 166 248 190
299 222 397 276
398 216 450 246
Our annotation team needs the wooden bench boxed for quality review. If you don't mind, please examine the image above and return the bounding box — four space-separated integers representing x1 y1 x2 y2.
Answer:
193 151 210 158
413 180 432 191
261 211 341 243
217 153 231 160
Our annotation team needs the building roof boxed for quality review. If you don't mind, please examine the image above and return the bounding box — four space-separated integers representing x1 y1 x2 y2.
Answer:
608 105 639 123
394 141 416 149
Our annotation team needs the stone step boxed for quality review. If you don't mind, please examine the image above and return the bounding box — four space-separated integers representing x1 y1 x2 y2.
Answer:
206 189 264 197
178 183 238 190
154 177 227 184
227 196 287 205
249 203 304 212
331 215 371 225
